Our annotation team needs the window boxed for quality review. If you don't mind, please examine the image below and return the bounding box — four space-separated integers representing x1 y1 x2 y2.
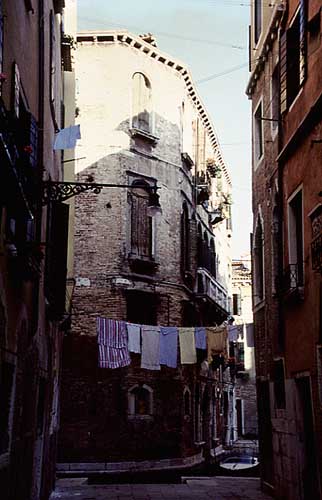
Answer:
0 362 15 455
232 293 241 316
280 0 307 112
132 73 152 133
210 238 216 278
254 101 263 163
181 203 190 275
128 384 153 417
126 290 157 325
184 387 191 416
13 63 20 118
254 214 264 302
236 399 244 436
254 0 262 45
130 180 153 259
288 188 303 285
271 65 279 136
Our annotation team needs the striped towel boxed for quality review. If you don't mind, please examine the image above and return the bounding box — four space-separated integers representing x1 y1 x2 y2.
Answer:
96 318 131 369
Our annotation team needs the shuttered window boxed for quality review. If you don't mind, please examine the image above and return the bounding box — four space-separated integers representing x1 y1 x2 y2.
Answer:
0 1 3 77
254 0 262 44
279 0 307 113
181 203 190 274
13 63 20 118
130 184 152 259
280 33 287 114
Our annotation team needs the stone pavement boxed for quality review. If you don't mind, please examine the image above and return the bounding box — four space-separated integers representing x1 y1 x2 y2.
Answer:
51 477 273 499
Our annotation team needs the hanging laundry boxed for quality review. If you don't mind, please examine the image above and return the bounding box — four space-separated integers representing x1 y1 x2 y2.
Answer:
194 326 207 350
160 326 178 368
53 124 81 150
228 324 238 342
126 322 141 354
141 326 161 370
96 318 130 369
179 328 197 364
246 323 254 347
206 326 227 362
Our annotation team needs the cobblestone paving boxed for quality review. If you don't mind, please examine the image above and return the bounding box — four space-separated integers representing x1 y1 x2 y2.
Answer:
51 477 273 500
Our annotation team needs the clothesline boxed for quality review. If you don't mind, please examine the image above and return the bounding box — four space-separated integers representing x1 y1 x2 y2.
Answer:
96 317 254 371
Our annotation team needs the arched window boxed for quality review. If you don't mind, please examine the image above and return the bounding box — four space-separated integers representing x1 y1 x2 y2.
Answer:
132 73 151 133
128 384 153 417
181 203 190 274
130 180 153 259
254 215 264 302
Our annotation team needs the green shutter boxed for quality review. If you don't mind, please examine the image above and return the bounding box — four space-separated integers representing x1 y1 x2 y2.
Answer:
279 32 287 114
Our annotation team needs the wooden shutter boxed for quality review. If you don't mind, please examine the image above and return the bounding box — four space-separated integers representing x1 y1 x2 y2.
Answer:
0 2 3 74
279 32 288 114
13 62 20 118
299 0 307 86
45 202 69 318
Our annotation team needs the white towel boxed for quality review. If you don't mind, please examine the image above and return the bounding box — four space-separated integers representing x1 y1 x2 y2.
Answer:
141 326 161 370
53 124 81 150
127 322 141 354
179 328 197 364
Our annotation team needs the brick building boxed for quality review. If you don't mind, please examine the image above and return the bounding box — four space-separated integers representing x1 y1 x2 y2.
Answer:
58 30 234 471
247 0 322 498
0 1 75 499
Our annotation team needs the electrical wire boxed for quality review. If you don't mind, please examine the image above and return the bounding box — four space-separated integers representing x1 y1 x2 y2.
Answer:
77 15 246 50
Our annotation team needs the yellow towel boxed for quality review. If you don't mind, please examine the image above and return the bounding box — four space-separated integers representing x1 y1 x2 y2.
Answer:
178 328 197 364
206 326 227 362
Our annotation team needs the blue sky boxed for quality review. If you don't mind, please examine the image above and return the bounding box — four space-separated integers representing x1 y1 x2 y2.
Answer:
78 0 252 259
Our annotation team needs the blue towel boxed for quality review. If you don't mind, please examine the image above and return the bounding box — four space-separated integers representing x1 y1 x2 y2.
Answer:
160 327 178 368
195 327 207 350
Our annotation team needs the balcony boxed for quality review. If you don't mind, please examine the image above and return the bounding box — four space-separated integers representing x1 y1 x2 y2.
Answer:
282 263 304 300
196 268 231 316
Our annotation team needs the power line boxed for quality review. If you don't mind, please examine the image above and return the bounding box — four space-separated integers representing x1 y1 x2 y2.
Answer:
77 15 246 50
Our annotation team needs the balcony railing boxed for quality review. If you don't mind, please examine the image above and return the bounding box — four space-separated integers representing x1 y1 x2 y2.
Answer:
311 233 322 273
196 268 231 314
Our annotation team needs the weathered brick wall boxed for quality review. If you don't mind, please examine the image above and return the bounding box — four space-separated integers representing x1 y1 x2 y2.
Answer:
58 335 198 461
